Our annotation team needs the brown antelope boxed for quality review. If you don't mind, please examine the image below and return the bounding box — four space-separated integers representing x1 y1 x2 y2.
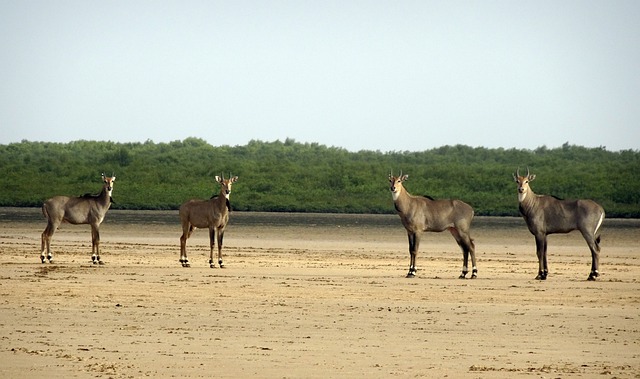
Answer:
389 173 477 278
179 174 238 268
41 173 115 264
513 168 605 281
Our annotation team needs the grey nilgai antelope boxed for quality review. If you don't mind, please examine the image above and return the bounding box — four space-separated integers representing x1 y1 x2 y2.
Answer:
41 173 116 264
513 168 605 281
389 173 477 278
179 174 238 268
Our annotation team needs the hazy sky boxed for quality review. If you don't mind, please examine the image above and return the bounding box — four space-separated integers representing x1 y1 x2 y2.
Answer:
1 1 638 152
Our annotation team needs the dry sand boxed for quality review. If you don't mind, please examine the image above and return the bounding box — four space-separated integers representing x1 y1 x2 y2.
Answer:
0 208 638 378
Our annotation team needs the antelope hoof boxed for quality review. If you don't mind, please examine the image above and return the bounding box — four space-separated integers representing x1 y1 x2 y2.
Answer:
587 271 599 281
535 272 547 280
179 258 190 267
40 255 46 264
471 268 478 279
219 259 225 268
459 272 467 279
209 259 216 269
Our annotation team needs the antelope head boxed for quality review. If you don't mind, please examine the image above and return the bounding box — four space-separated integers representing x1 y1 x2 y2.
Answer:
215 174 239 199
388 172 409 201
101 173 116 196
512 167 535 202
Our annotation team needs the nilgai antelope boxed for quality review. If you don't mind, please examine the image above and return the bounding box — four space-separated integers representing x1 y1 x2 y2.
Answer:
389 173 477 278
41 173 116 264
179 174 238 268
513 168 605 281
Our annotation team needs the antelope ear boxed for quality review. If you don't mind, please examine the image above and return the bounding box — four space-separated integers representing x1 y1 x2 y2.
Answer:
231 176 238 182
528 174 536 181
215 175 222 183
112 176 116 181
512 173 518 182
400 174 409 181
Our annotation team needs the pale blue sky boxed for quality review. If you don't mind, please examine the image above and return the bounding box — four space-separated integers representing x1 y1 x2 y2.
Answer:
1 1 638 151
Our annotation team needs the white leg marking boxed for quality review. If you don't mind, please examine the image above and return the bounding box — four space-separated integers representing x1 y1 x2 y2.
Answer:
594 212 604 235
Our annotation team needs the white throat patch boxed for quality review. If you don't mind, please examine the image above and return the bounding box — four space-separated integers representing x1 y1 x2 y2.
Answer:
392 190 400 201
518 191 527 202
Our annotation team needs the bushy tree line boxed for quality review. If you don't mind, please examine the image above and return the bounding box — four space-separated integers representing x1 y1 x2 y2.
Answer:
0 139 638 217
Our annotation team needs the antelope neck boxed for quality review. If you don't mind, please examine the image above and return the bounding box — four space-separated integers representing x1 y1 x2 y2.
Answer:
392 188 412 211
93 187 113 206
518 191 527 202
215 191 231 210
518 190 537 214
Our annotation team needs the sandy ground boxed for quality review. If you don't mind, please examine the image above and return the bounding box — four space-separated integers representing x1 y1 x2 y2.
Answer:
0 208 638 378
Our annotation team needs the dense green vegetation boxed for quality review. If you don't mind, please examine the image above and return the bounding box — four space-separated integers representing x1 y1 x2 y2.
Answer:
0 139 638 217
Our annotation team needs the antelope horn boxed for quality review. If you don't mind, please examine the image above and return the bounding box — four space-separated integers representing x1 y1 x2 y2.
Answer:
516 167 520 177
526 167 530 178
